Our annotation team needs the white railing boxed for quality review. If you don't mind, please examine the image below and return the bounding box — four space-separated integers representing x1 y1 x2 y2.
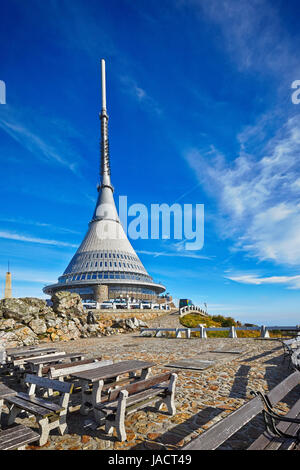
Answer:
140 325 300 339
179 305 208 317
97 302 170 311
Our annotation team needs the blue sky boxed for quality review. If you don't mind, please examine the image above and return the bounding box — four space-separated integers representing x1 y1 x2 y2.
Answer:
1 0 300 325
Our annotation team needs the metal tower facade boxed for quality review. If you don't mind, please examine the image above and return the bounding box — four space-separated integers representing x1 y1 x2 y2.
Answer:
43 60 165 302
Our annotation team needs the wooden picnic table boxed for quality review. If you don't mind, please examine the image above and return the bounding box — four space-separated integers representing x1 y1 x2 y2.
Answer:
0 383 17 424
7 347 58 361
25 353 86 376
70 359 154 417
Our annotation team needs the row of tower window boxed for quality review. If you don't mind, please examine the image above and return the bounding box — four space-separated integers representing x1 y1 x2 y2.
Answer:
60 272 151 283
82 261 143 270
76 252 139 262
67 286 156 295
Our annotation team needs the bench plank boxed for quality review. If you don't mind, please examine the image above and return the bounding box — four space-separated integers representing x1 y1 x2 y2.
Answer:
24 373 74 394
267 371 300 406
96 386 168 412
183 370 300 450
17 392 64 414
5 394 56 418
248 397 300 450
183 396 264 450
107 372 171 402
0 424 39 450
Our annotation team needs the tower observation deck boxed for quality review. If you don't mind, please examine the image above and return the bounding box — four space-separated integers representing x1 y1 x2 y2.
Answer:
43 60 165 303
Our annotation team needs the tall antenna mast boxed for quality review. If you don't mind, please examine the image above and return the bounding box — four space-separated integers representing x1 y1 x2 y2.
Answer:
99 59 113 191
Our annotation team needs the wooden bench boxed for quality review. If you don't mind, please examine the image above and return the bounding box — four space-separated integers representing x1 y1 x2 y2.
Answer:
182 370 300 450
291 349 300 371
4 374 74 446
278 337 300 365
0 423 40 450
94 372 177 442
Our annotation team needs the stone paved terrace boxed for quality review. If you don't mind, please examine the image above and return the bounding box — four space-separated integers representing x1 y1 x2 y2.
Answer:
1 312 297 451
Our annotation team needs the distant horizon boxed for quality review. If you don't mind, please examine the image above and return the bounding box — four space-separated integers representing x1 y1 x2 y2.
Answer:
1 1 300 326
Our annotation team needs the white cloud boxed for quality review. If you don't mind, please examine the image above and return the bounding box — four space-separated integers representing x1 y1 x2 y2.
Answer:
191 0 300 78
119 76 162 115
137 249 211 260
226 272 300 290
186 115 300 266
0 217 81 235
0 105 85 176
0 231 77 248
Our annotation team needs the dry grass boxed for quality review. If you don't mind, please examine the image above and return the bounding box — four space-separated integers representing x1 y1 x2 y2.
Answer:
179 313 289 338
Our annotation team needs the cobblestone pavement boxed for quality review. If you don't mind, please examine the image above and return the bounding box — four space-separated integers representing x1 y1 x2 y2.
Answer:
1 313 296 451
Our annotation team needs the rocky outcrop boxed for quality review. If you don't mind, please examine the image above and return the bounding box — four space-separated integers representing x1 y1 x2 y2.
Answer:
0 291 150 349
111 317 148 330
0 297 52 323
51 291 84 317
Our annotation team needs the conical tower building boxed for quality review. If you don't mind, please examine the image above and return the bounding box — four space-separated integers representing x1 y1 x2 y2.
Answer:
44 60 165 303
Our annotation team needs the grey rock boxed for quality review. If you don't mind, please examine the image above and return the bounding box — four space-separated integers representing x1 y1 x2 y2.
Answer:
0 318 16 330
29 318 47 335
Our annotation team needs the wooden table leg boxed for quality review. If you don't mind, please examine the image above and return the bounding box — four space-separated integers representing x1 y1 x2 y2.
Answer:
0 398 3 424
92 380 104 424
141 367 151 380
79 380 92 415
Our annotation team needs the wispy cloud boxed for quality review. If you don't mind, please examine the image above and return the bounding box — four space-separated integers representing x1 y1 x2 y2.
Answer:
0 217 81 235
0 270 56 285
226 272 300 290
192 0 300 79
186 114 300 266
0 231 77 248
137 249 211 260
120 75 163 115
0 104 87 176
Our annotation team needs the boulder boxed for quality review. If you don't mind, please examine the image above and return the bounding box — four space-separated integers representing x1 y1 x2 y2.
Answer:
0 330 20 348
0 297 51 323
111 317 148 330
125 317 148 330
13 326 38 346
51 291 84 317
29 318 47 335
0 318 16 330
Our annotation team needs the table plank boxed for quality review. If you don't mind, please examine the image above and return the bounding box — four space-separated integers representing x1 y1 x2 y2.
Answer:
70 360 154 382
0 383 17 399
8 348 58 359
25 353 84 366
